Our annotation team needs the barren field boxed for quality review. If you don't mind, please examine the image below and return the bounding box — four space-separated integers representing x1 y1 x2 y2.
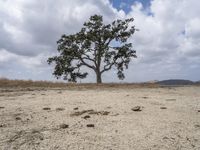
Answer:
0 86 200 150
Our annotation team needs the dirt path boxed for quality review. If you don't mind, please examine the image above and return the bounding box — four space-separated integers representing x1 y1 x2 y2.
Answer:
0 86 200 150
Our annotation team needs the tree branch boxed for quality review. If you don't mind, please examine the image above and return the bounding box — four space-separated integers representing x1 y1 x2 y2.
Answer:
80 57 95 70
82 55 95 62
101 62 115 74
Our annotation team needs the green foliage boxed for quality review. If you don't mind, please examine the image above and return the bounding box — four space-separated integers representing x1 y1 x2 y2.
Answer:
48 14 137 83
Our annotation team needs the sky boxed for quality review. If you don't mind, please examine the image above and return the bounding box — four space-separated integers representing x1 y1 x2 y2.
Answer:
0 0 200 83
110 0 151 13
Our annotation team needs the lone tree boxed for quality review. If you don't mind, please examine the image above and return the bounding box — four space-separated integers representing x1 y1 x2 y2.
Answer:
48 14 137 83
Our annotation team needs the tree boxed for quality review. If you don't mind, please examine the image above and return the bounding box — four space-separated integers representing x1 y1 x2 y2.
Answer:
48 14 137 83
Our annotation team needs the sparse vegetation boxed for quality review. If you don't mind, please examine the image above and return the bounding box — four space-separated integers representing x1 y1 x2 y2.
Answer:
0 78 159 89
0 78 67 88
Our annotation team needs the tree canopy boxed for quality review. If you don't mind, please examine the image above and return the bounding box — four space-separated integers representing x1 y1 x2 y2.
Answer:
48 14 137 83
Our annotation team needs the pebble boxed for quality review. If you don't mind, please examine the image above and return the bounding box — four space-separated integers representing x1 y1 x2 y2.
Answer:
132 106 142 111
59 124 69 129
87 124 95 128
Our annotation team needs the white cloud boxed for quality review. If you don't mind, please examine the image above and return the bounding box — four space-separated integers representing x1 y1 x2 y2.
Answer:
121 0 200 82
0 0 199 82
0 48 49 69
0 49 16 62
0 0 120 56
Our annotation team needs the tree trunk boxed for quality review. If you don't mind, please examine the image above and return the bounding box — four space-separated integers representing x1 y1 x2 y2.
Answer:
96 71 102 83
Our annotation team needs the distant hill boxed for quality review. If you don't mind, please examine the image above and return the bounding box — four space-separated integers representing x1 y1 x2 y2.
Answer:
195 81 200 85
157 79 194 85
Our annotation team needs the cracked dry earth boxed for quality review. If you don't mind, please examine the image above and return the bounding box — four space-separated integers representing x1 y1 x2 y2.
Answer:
0 86 200 150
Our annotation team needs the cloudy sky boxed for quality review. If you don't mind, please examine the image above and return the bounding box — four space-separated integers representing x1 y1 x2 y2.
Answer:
0 0 200 82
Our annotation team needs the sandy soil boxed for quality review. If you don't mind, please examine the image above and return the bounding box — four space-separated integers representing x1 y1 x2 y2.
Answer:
0 86 200 150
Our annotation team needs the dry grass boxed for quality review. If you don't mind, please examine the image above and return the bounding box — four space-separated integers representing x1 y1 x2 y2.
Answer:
0 78 159 90
0 78 67 88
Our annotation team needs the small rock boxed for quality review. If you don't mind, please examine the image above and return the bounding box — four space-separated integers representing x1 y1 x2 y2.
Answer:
56 108 65 111
163 136 169 140
59 124 69 129
197 110 200 112
88 110 110 115
43 107 51 110
0 124 6 127
87 124 95 128
194 124 200 128
83 115 91 119
142 96 148 99
160 106 167 109
70 109 93 116
31 129 40 133
15 117 21 120
102 111 110 115
131 106 142 111
0 106 5 109
74 107 78 110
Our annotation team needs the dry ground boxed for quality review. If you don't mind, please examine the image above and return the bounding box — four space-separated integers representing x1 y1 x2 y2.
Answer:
0 86 200 150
